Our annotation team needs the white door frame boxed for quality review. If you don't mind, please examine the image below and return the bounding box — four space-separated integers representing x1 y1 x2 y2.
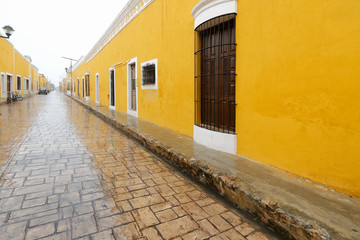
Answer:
7 73 14 94
127 57 138 117
84 73 90 101
109 68 115 110
95 73 99 104
82 77 85 98
1 73 5 98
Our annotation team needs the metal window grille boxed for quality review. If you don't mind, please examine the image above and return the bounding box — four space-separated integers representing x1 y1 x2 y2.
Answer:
194 14 237 134
142 64 156 85
17 76 21 91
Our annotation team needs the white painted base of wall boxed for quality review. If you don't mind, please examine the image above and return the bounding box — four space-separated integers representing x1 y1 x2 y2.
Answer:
193 125 237 154
85 97 90 101
127 109 138 118
66 91 71 95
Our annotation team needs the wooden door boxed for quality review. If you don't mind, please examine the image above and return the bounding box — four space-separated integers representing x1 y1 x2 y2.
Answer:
130 64 136 110
110 70 115 106
200 18 236 132
7 75 11 97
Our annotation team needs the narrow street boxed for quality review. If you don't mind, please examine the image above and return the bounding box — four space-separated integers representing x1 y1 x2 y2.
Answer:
0 92 276 240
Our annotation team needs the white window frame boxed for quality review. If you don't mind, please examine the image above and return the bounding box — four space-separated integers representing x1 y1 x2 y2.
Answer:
1 73 5 98
24 78 30 92
77 78 79 96
95 73 100 104
109 68 116 110
127 57 138 117
82 77 85 98
191 0 237 29
141 58 158 90
191 0 238 154
16 75 22 91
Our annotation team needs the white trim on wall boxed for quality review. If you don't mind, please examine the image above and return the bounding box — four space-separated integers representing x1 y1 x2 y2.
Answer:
77 77 80 97
141 58 158 90
127 57 138 118
16 75 22 91
109 68 116 110
193 125 237 154
95 73 100 104
84 72 90 101
191 0 237 29
82 77 85 98
6 73 13 94
1 72 5 98
85 0 155 64
24 78 30 92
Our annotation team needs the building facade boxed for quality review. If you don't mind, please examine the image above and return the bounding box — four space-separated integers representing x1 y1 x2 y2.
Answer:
64 0 360 197
0 36 45 98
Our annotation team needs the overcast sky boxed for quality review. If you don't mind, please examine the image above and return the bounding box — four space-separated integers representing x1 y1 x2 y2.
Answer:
1 0 130 86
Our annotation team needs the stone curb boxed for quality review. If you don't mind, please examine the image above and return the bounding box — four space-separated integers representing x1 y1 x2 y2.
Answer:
67 95 332 240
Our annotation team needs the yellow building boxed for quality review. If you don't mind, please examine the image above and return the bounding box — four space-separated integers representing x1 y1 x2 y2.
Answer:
66 0 360 197
1 33 44 98
38 74 48 89
0 36 15 99
31 64 39 93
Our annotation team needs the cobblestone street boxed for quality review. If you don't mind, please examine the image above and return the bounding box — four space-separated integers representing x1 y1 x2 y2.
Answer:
0 92 276 240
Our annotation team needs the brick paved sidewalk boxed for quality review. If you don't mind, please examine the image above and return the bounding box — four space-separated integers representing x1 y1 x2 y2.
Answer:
0 92 277 239
67 93 360 240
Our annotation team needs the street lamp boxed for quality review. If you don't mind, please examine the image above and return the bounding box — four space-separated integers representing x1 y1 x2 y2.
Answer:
0 25 15 39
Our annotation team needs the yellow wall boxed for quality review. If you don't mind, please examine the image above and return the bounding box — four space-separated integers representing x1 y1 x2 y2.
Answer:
72 0 197 135
0 39 14 74
69 0 360 197
236 0 360 197
31 66 39 92
14 50 31 95
38 74 48 88
1 36 47 97
0 39 14 96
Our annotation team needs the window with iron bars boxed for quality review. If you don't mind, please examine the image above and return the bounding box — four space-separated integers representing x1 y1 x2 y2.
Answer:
194 14 237 134
17 76 21 91
142 64 155 85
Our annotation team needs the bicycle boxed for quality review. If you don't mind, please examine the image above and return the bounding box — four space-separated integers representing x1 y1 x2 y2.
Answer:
14 91 23 101
6 92 15 103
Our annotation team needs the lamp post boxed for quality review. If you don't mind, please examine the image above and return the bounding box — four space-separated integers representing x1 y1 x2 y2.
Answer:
0 25 15 39
62 57 78 96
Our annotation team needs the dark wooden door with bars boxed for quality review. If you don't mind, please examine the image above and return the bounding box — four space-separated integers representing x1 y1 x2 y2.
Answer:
7 75 11 97
110 70 115 107
130 64 136 111
200 17 236 133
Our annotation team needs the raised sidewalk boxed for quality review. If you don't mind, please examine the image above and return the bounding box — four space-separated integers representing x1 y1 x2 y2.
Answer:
68 94 360 240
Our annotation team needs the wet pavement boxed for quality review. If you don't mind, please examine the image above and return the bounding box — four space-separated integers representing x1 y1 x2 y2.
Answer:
0 92 276 240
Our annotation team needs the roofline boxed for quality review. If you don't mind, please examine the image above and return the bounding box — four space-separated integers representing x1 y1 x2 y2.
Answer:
84 0 155 64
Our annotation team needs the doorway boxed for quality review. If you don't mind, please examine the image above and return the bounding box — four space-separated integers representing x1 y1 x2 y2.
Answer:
95 74 99 104
77 78 80 97
109 69 115 109
1 73 5 98
7 75 13 98
82 77 85 98
198 16 236 133
127 57 138 117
